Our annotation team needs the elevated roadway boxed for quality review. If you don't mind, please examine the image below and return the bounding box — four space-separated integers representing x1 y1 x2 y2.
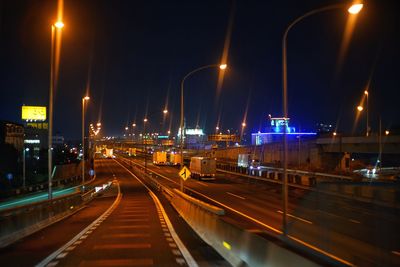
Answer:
118 154 400 267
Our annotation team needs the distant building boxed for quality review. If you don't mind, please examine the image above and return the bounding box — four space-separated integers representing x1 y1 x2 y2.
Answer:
251 116 317 145
177 127 207 149
0 120 24 151
316 123 334 134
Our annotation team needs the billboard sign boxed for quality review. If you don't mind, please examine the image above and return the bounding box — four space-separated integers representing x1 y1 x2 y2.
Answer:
22 106 47 121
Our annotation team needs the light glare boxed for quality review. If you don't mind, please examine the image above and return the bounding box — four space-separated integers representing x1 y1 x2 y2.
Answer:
357 105 363 111
54 21 64 29
348 4 363 14
219 64 227 70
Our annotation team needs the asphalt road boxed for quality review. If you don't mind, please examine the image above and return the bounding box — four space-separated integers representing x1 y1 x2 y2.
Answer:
120 154 400 267
0 159 228 267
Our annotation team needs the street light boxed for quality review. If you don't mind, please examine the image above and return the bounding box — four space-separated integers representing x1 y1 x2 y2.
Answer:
143 118 148 175
82 96 90 191
281 2 362 235
348 3 363 14
163 109 168 114
385 130 390 136
357 105 364 112
180 63 227 191
364 90 369 136
48 20 64 200
54 21 64 29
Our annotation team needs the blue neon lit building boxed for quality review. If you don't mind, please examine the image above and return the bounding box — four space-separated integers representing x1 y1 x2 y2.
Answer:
251 116 317 145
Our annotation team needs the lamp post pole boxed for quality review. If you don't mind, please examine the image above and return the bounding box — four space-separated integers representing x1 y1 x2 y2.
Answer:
180 64 227 192
48 21 64 200
82 96 90 191
143 119 148 175
281 3 363 235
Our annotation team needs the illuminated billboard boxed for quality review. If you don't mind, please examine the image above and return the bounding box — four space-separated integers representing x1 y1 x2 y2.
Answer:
22 106 47 121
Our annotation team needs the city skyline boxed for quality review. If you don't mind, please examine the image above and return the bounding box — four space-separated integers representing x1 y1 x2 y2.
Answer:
1 0 399 138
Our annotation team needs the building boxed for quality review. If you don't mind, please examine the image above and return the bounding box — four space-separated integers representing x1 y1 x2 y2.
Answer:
251 116 317 145
0 120 24 151
177 127 207 149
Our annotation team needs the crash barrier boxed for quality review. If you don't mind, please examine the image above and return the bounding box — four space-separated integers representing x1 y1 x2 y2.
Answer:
171 188 319 267
217 162 352 186
219 166 399 208
0 193 82 248
1 162 88 200
317 182 400 209
0 181 110 248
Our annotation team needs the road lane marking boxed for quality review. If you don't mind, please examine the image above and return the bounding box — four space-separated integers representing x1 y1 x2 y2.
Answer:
197 181 209 187
101 233 150 238
64 246 75 251
93 243 151 249
79 259 154 266
55 252 68 259
276 210 312 224
35 181 122 267
46 261 58 267
226 192 246 200
392 251 400 256
115 160 198 267
288 235 356 267
109 225 149 229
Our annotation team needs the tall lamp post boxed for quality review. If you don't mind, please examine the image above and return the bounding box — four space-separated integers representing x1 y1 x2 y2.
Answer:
143 118 148 175
180 63 227 192
82 96 90 191
48 21 64 200
364 90 369 136
281 3 363 235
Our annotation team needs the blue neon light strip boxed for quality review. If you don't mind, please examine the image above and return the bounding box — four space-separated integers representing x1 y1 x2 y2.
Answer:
251 132 317 135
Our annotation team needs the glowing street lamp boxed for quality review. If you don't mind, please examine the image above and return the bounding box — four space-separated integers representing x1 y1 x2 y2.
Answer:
219 64 227 70
97 122 101 127
81 96 90 191
348 3 363 14
163 109 168 114
180 63 227 191
281 2 363 235
54 21 64 29
333 132 337 136
242 122 246 127
357 105 364 112
385 130 390 136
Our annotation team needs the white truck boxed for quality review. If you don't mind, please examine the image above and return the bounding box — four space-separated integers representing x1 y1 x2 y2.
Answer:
238 153 260 170
153 151 167 165
169 152 182 166
189 157 216 180
105 148 114 159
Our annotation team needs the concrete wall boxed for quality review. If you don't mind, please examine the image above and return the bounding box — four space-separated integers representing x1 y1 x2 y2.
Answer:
212 140 326 170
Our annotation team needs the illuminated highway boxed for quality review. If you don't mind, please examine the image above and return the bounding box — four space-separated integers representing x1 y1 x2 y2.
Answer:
118 154 400 267
0 159 227 267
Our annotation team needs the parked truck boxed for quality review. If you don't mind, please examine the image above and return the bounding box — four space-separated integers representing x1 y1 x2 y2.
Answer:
169 152 182 166
237 153 260 170
189 157 216 180
153 151 167 165
105 148 114 159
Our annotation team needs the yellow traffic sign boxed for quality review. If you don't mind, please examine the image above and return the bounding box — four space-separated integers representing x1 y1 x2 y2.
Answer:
179 166 191 181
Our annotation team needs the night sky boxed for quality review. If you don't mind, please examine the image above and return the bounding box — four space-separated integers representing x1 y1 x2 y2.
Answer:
1 0 399 139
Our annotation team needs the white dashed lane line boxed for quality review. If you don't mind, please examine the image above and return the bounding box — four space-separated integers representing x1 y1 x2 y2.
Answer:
227 192 246 200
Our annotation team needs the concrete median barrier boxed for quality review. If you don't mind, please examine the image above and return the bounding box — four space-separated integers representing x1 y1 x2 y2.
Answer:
170 188 319 267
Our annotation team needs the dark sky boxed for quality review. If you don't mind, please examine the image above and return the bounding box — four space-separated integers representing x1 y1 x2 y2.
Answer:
1 0 399 139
